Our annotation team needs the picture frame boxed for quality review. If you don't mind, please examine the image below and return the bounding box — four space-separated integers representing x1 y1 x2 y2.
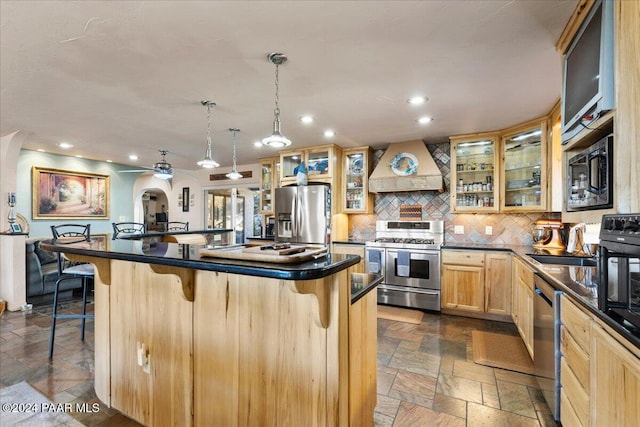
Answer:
32 167 110 219
10 223 22 233
182 187 190 212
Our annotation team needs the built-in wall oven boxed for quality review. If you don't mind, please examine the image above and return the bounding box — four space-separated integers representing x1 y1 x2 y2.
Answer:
598 213 640 334
365 220 443 311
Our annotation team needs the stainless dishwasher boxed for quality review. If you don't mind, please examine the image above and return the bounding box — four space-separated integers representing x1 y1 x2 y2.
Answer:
533 274 562 421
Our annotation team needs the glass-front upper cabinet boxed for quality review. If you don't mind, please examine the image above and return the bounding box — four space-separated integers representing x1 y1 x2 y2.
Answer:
259 157 278 214
500 120 548 212
343 147 373 214
280 144 339 186
450 133 500 213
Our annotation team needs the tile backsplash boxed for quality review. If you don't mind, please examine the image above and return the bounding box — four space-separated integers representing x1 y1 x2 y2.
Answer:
348 142 560 245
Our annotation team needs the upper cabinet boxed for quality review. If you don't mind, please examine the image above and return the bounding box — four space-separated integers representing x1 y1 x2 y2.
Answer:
259 157 280 215
500 119 549 212
343 147 374 214
280 144 341 186
450 133 500 213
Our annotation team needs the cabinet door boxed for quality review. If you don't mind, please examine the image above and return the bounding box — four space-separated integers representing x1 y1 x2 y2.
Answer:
450 134 500 213
590 323 640 427
343 147 373 214
512 257 534 358
306 146 333 179
484 253 512 316
500 120 549 212
259 158 276 214
280 149 304 183
441 264 484 312
110 261 193 426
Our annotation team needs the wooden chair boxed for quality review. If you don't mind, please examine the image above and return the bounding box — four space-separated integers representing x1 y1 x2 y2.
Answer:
112 222 146 239
166 221 189 231
49 224 95 358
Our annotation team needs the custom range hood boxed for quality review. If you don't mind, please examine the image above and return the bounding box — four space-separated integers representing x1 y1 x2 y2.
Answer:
369 140 443 192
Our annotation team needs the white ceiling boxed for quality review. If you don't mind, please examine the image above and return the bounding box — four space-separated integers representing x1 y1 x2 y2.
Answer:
1 0 577 171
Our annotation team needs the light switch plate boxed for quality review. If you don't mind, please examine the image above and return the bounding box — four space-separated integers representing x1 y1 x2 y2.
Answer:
454 225 464 234
485 226 493 235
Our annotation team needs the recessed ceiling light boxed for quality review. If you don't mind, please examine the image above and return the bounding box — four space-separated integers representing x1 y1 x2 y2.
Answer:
407 96 428 105
106 159 113 163
36 149 45 152
129 154 139 161
323 130 336 138
59 142 73 149
300 115 314 124
417 116 433 124
75 155 83 158
253 141 263 148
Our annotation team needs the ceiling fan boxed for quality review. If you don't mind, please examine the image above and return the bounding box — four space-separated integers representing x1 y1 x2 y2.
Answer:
119 149 174 180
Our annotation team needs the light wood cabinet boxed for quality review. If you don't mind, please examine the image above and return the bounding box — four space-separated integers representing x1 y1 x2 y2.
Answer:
280 144 341 185
342 147 374 214
441 250 512 321
512 256 534 358
590 323 640 427
259 157 280 215
109 260 193 427
485 252 512 316
332 243 365 273
500 118 549 212
560 294 591 427
560 293 640 427
449 133 500 213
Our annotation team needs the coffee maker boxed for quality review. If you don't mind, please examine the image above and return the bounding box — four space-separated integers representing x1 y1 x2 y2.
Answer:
532 219 566 253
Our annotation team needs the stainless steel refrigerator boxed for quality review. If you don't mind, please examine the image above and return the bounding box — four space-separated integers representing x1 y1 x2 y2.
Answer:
275 184 331 245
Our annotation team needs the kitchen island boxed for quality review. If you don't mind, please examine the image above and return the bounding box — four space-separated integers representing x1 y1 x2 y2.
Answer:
40 236 379 427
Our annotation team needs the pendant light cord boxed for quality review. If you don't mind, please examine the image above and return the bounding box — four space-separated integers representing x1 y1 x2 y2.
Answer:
274 63 280 117
232 129 238 168
207 103 213 148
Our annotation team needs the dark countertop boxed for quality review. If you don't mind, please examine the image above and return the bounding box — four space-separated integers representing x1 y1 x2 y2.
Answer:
333 240 367 246
443 243 639 348
351 273 383 304
117 228 232 239
40 237 360 281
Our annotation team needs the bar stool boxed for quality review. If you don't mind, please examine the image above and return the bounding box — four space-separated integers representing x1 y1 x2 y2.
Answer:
166 221 189 231
112 222 146 239
48 224 95 359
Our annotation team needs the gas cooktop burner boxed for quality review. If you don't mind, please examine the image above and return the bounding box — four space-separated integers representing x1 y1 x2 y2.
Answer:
375 237 436 245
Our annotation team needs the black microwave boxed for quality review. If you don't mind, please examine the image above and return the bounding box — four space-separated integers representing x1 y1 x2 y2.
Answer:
566 135 613 211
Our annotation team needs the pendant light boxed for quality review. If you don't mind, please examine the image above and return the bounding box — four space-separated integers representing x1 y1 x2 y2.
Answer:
226 128 243 180
197 101 220 168
261 52 292 148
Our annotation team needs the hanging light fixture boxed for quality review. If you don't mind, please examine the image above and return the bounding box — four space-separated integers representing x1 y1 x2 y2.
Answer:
226 128 243 180
261 52 292 148
197 100 220 168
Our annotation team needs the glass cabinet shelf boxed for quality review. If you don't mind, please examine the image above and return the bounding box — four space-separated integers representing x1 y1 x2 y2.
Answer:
343 147 373 214
450 134 500 212
500 122 547 211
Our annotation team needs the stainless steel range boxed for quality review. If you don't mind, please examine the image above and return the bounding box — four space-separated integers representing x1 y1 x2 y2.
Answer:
365 220 443 311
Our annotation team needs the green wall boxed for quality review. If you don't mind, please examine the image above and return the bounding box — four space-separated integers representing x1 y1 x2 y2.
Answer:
16 150 139 238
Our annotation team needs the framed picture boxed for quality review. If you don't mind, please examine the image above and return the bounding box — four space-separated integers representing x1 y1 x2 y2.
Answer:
182 187 189 212
32 167 110 219
10 223 22 233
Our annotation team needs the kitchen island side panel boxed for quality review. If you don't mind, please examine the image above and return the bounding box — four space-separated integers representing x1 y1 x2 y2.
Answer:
193 270 347 426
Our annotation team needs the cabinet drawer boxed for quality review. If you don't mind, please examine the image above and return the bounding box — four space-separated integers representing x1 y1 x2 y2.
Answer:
442 250 485 266
513 257 534 286
561 388 585 427
561 358 589 427
561 326 590 391
561 295 591 353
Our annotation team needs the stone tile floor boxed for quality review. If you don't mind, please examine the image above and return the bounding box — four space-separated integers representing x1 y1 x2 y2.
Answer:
1 300 556 426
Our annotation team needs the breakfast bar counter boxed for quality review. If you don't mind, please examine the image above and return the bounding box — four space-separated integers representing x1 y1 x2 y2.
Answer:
41 236 377 427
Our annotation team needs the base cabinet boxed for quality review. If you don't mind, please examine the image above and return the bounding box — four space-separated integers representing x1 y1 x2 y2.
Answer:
560 295 640 427
441 250 512 321
511 257 533 358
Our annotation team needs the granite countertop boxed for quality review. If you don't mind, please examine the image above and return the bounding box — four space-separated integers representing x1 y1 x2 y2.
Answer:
351 273 383 304
40 237 360 281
